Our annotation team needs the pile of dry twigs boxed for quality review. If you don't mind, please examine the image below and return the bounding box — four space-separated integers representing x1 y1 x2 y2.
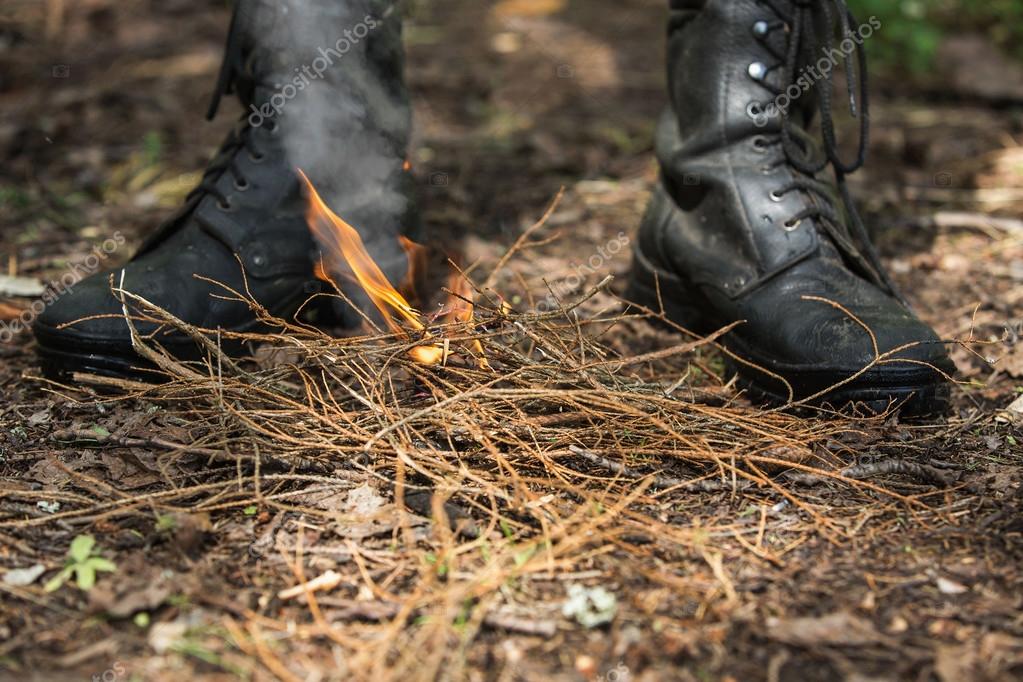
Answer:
14 235 964 679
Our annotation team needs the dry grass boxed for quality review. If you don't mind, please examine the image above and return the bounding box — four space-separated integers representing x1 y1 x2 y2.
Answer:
3 237 977 680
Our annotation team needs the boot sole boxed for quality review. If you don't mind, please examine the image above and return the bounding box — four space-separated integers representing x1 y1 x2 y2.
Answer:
33 322 230 383
32 288 343 382
624 246 951 417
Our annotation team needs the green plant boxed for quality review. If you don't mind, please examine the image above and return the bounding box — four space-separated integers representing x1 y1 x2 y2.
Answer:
44 535 117 592
848 0 1023 73
850 0 941 73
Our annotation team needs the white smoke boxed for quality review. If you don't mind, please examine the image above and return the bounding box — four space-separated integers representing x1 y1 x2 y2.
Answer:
241 0 412 289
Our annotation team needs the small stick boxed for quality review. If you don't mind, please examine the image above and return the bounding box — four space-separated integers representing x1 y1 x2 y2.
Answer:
482 188 565 291
567 445 754 493
784 459 958 487
278 569 343 600
51 428 224 458
315 597 558 637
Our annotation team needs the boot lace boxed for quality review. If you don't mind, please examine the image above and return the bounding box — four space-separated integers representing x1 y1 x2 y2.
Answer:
748 0 905 303
190 3 275 213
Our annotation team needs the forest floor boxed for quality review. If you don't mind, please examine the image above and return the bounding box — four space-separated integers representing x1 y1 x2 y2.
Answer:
1 1 1022 680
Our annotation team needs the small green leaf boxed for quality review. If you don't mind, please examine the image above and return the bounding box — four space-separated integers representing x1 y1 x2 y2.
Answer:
43 567 73 593
86 557 117 573
69 535 95 563
90 425 111 438
243 505 258 516
134 612 150 628
75 563 96 591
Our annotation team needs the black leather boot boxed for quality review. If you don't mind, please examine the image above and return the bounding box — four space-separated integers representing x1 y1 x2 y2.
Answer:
627 0 954 415
34 0 415 378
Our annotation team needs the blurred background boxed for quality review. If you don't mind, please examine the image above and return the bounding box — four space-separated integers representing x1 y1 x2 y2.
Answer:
0 0 1021 385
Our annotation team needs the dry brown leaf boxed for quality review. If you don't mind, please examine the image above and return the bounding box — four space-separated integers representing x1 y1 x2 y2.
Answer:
0 301 25 321
766 612 887 647
996 345 1023 378
492 0 566 20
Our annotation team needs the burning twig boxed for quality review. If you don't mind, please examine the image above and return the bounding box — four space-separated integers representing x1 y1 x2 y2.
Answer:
299 169 487 368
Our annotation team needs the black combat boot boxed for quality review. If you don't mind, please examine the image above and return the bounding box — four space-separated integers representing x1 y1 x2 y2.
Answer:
626 0 954 415
34 0 415 377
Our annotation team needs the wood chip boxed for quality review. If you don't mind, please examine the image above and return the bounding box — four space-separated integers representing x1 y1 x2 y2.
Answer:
277 570 344 600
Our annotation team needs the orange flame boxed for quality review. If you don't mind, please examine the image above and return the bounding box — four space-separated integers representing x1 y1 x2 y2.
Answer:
443 270 473 325
301 169 423 334
300 169 487 369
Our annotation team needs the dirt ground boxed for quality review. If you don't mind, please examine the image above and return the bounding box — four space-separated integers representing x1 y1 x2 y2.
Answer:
1 1 1022 680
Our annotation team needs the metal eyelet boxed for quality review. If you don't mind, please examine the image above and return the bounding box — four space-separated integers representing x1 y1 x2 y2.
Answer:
769 190 784 202
747 62 768 81
752 136 770 152
759 165 773 175
234 178 250 191
217 199 233 212
266 120 279 135
249 151 266 163
746 102 765 119
752 20 770 37
783 218 802 232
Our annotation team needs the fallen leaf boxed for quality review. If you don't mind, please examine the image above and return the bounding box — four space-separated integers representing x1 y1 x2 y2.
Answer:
148 621 188 655
1006 394 1023 415
767 611 886 647
935 644 975 682
997 346 1023 379
0 301 24 321
936 577 969 595
0 275 44 297
492 0 567 20
887 615 909 634
90 576 173 618
3 564 46 586
345 484 387 516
